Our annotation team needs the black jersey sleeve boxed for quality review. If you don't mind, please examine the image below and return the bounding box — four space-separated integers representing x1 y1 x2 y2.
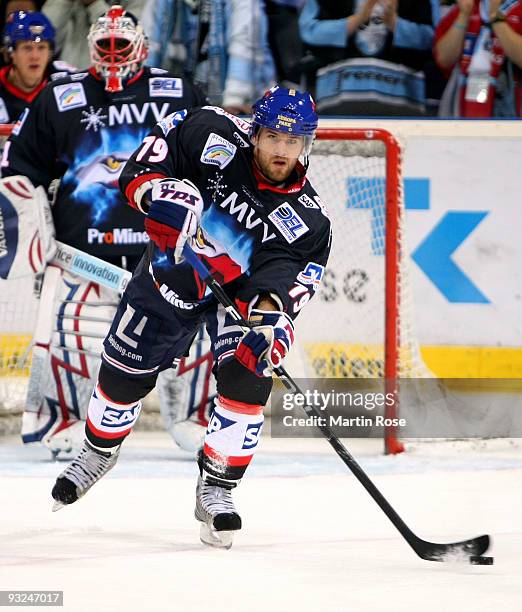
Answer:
237 216 332 321
1 85 63 188
120 108 222 212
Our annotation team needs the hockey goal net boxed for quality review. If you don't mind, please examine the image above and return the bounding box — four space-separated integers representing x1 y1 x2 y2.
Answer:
0 124 427 451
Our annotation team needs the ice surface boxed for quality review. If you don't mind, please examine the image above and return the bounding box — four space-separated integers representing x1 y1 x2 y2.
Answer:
0 432 521 612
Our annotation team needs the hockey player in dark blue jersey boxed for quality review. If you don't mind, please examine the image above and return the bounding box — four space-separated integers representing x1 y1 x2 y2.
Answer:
51 85 332 549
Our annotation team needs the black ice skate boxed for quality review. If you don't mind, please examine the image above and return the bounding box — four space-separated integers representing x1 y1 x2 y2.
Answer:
195 475 242 549
51 440 121 511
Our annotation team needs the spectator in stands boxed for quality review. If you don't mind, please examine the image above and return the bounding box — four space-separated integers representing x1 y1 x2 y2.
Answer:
141 0 198 77
42 0 144 70
0 10 59 123
434 0 522 117
142 0 275 115
298 0 441 115
265 0 306 88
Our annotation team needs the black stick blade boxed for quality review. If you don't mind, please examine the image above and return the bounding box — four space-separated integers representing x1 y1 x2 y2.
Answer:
414 534 491 563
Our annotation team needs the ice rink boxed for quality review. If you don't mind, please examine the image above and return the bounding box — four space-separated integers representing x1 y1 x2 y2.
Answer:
1 432 521 612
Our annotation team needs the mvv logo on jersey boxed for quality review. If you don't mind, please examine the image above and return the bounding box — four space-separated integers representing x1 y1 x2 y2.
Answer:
268 203 309 243
149 77 183 98
101 404 140 428
200 133 237 170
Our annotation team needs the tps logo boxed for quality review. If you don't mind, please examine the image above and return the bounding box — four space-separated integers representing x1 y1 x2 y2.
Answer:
101 404 140 428
268 203 309 243
297 262 325 288
242 422 263 449
159 184 199 207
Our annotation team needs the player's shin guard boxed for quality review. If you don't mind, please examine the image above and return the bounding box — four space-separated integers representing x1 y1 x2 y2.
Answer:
200 394 264 487
85 384 142 449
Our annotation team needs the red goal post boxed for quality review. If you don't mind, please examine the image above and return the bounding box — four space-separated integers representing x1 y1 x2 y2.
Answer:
312 128 405 454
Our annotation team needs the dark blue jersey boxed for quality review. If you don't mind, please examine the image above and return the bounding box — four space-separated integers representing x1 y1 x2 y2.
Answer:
120 106 331 320
2 67 207 258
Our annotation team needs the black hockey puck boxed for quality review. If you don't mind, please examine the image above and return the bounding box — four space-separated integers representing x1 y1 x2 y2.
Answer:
469 555 494 565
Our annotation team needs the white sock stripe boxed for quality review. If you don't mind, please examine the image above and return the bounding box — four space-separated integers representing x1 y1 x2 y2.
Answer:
102 351 159 375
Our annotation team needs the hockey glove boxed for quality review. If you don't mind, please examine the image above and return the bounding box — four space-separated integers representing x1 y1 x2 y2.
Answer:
145 179 203 263
235 309 295 377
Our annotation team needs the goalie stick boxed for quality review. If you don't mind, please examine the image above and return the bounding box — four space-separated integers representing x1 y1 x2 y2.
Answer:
181 243 494 565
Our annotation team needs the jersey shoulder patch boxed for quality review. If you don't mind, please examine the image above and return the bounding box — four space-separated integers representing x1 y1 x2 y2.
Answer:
149 76 183 98
157 108 188 136
200 132 237 169
268 203 309 244
52 81 87 112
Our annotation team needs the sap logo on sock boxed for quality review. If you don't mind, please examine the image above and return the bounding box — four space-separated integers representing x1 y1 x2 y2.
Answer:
206 413 237 434
297 262 324 288
101 404 140 428
54 83 87 111
200 133 237 169
242 422 263 449
268 204 309 243
149 77 183 98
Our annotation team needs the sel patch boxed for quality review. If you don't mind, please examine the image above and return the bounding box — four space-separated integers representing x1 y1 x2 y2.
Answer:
268 203 309 243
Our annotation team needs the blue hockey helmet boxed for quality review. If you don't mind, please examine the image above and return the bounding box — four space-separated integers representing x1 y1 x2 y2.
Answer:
251 85 318 156
3 11 55 52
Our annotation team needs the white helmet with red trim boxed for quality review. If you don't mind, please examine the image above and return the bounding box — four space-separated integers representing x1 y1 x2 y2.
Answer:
87 5 148 93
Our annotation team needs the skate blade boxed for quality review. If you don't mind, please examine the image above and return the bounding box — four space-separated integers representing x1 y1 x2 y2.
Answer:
199 523 234 550
52 500 65 512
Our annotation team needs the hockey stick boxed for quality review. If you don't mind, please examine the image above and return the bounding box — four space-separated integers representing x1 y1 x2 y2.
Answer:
181 244 493 565
52 241 131 293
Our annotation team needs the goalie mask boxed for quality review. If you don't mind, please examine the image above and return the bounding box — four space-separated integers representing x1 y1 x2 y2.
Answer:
250 86 318 166
88 5 148 93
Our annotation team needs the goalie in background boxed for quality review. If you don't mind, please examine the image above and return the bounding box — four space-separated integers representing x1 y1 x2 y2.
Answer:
0 5 214 459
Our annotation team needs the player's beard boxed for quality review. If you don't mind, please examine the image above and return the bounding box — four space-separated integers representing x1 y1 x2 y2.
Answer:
253 147 297 185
